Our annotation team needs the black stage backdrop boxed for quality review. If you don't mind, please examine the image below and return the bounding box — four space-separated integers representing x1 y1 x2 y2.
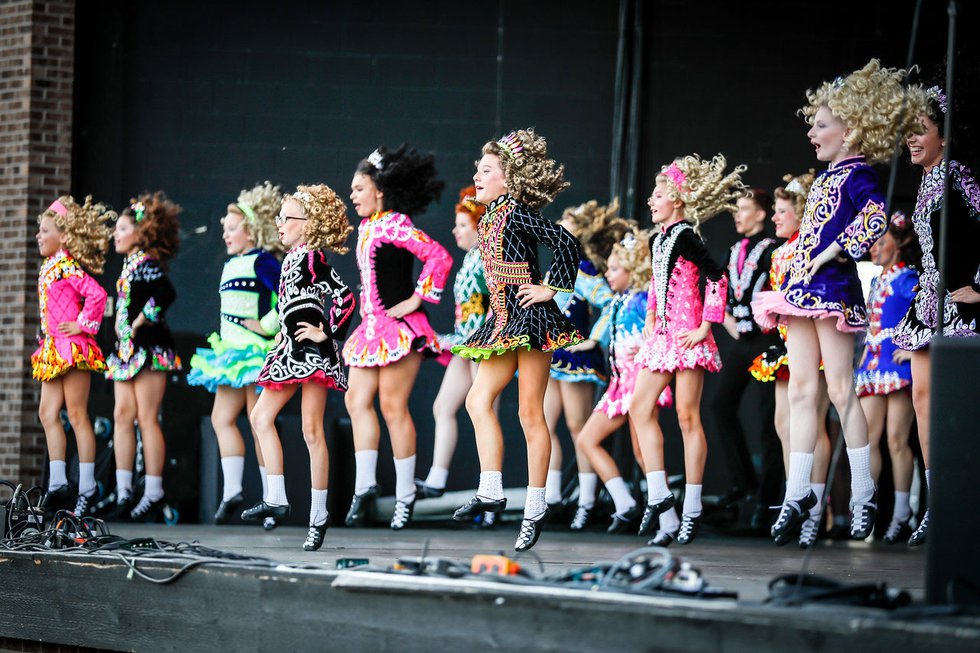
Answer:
71 0 963 516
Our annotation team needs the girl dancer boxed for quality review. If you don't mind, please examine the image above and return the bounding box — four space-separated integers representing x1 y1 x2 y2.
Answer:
547 200 628 529
577 228 672 533
452 128 582 551
894 80 980 547
106 192 182 521
630 154 739 546
754 60 924 544
34 196 113 516
415 187 491 502
241 185 355 552
856 212 919 544
188 182 284 527
343 145 452 530
750 173 832 548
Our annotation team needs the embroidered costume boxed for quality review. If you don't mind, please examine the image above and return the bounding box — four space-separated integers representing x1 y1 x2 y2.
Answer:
634 221 728 372
894 160 980 350
256 245 355 391
727 234 778 336
342 211 451 368
105 250 180 381
754 156 887 332
453 195 584 358
439 246 489 350
855 263 917 396
749 234 798 382
550 260 612 384
32 249 108 381
188 249 281 392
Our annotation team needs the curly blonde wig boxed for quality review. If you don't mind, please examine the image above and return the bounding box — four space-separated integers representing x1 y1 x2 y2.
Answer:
773 170 816 217
124 191 181 267
482 128 570 209
612 227 653 292
286 184 353 253
560 198 635 272
229 181 284 254
40 195 114 274
657 153 747 233
800 59 927 164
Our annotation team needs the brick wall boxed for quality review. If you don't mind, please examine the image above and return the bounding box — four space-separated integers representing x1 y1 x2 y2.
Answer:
0 0 75 486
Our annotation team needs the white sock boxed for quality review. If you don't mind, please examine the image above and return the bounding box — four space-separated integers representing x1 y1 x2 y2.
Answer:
258 465 268 498
646 470 670 503
810 482 826 519
144 475 164 502
659 506 680 534
682 484 702 518
477 471 504 500
545 470 563 505
925 468 930 490
48 460 67 490
394 455 417 503
577 473 598 508
605 476 636 515
524 486 547 520
893 491 912 522
424 466 449 490
220 456 245 501
266 474 288 506
786 452 814 501
846 445 875 502
354 450 378 494
116 469 133 497
310 488 328 526
78 462 96 497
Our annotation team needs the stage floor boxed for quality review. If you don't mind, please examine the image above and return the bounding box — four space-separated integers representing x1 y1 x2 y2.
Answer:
109 521 925 603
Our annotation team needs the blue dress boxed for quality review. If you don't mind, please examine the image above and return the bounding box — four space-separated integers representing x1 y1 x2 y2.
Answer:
854 263 917 396
550 260 612 384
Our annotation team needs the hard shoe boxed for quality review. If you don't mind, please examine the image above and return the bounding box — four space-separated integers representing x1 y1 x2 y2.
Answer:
303 521 328 552
676 514 702 545
214 493 245 524
241 501 290 522
638 494 676 536
73 490 96 518
771 490 817 546
607 503 643 534
390 499 414 530
799 516 820 549
344 485 380 527
453 495 507 521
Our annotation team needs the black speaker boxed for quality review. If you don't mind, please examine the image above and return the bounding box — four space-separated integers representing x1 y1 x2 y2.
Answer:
926 336 980 605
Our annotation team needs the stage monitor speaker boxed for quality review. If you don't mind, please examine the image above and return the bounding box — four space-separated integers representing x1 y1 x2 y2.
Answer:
926 336 980 605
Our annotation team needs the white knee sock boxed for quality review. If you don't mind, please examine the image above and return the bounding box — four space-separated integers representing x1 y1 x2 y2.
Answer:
577 473 598 508
846 444 875 502
810 482 826 519
220 456 245 501
925 468 930 490
310 488 328 526
258 465 268 498
354 449 378 494
545 470 563 504
659 506 680 534
48 460 67 490
424 466 449 490
266 474 288 506
682 484 702 518
893 491 911 521
393 455 417 503
646 470 670 503
786 452 814 501
78 462 96 497
477 471 504 500
524 486 547 520
116 469 133 497
605 476 636 515
144 475 164 502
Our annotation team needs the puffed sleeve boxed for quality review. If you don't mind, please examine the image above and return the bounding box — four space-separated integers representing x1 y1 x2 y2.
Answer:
392 215 452 303
838 167 887 260
68 271 108 335
311 251 356 340
510 208 581 292
676 229 728 323
140 262 176 324
255 252 282 336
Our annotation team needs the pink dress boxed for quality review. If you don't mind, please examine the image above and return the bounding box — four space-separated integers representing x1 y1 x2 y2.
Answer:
634 221 728 373
343 211 452 368
32 249 108 381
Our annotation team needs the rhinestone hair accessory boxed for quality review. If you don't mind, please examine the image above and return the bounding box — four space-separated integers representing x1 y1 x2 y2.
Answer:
48 200 68 217
619 231 638 251
130 201 146 222
291 191 312 204
890 211 908 229
496 132 524 161
831 75 846 89
662 162 688 191
367 149 384 170
926 85 948 114
785 178 805 195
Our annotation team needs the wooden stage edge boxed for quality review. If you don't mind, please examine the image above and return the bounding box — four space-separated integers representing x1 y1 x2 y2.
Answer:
0 524 978 652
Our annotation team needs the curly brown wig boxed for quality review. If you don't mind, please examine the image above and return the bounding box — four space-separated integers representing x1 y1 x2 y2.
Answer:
229 181 285 254
122 191 181 268
40 195 114 274
286 184 353 253
482 128 570 209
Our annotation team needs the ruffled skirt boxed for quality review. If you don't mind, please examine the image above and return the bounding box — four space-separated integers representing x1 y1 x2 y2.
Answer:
343 310 441 368
550 347 607 384
634 325 721 374
187 332 273 393
32 336 106 382
106 346 181 382
453 299 583 360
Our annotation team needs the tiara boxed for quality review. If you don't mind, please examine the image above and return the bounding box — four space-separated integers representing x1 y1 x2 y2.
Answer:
130 201 146 222
890 211 908 229
496 132 524 161
785 178 805 195
368 149 384 170
619 231 638 251
237 202 257 224
291 191 312 204
831 75 846 89
662 162 688 191
926 85 948 115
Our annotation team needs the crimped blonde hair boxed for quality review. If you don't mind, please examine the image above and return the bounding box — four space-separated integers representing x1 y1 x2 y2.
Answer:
561 198 635 272
612 227 653 292
286 184 353 253
657 153 747 233
800 59 927 164
40 195 114 274
482 128 570 209
229 181 284 254
773 170 816 217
